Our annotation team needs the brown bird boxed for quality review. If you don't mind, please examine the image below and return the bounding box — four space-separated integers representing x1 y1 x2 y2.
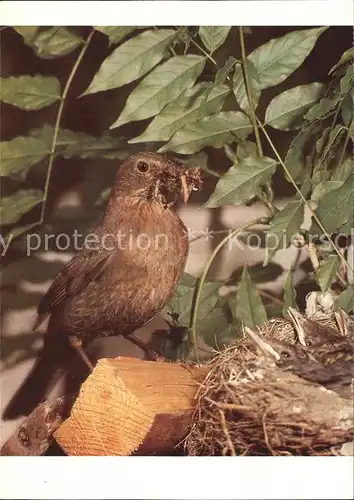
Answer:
3 152 202 419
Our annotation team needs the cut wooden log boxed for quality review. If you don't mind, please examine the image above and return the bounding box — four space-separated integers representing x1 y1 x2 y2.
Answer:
54 357 209 456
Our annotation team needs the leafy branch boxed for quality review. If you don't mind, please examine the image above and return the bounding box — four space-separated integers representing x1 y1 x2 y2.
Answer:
41 29 95 227
1 26 353 361
190 217 268 360
256 117 353 275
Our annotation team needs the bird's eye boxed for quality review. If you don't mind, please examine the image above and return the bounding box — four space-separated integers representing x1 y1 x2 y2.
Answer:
281 350 290 358
136 161 149 173
192 186 199 192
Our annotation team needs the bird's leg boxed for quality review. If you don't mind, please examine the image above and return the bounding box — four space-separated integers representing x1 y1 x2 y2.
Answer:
69 336 94 372
124 333 165 362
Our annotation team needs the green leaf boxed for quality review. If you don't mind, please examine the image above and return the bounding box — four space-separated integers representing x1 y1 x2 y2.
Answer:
265 200 304 264
160 111 252 155
0 190 43 225
236 141 258 161
339 64 353 95
13 27 39 44
205 156 277 208
235 266 267 328
335 285 354 313
29 124 126 160
199 26 231 54
83 29 176 95
233 59 261 113
316 255 340 293
311 181 344 202
315 127 331 154
165 273 221 327
215 57 238 85
341 94 353 127
282 271 298 318
249 27 327 90
201 303 235 350
0 136 49 179
310 171 354 233
306 64 353 123
94 27 137 46
110 55 206 129
21 27 83 59
0 75 61 111
129 83 229 144
284 123 320 182
329 48 354 74
265 83 325 131
321 125 346 158
305 94 340 123
333 156 353 182
165 273 234 352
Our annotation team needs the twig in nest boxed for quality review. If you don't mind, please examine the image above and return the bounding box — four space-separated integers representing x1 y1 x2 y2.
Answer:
219 409 236 456
262 409 275 456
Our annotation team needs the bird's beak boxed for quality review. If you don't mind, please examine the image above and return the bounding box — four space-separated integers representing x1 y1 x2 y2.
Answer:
287 307 307 346
244 327 281 361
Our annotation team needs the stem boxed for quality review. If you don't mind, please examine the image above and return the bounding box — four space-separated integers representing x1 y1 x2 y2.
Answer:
189 37 218 66
9 29 95 242
40 29 95 222
337 125 351 169
239 28 278 217
239 27 263 157
256 116 353 275
330 99 342 130
189 36 235 89
190 217 267 361
190 28 277 217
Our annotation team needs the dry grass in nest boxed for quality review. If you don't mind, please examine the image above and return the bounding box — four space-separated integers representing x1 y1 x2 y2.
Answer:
185 339 353 456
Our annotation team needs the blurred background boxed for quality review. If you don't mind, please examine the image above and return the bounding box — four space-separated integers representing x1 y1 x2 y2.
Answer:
0 26 351 446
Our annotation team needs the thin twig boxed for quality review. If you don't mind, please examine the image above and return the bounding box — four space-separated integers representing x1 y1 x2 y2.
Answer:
256 117 353 275
189 37 218 66
188 36 234 88
188 28 277 217
219 409 236 456
190 217 268 361
9 28 95 243
238 27 263 157
262 409 276 456
337 125 351 170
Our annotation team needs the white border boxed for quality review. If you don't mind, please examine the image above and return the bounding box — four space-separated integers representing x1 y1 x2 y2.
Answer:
0 1 353 26
1 2 353 499
1 456 354 499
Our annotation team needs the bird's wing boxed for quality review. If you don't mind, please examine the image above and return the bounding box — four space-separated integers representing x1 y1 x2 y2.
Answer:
36 250 115 319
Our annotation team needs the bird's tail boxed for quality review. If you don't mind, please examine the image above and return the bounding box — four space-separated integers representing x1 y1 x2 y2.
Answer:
2 336 89 420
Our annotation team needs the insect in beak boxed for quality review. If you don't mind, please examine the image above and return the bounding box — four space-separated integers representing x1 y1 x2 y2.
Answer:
180 172 199 204
180 173 189 204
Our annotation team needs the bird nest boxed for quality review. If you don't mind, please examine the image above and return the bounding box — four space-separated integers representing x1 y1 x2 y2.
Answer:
185 336 353 456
